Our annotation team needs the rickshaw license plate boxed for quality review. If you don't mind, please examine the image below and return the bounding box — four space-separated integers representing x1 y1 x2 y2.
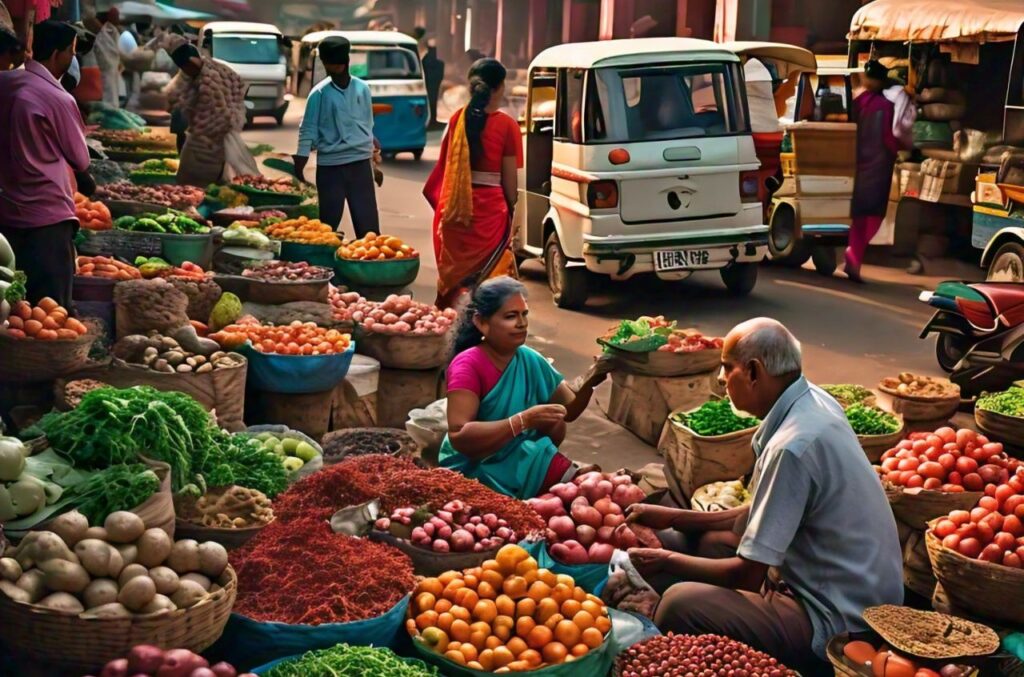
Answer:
654 249 714 271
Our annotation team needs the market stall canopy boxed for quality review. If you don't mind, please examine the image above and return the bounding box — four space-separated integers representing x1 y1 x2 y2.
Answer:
849 0 1024 44
116 0 216 21
720 41 818 73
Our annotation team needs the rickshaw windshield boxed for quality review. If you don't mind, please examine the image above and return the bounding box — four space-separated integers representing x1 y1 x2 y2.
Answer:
350 47 422 80
211 35 280 65
587 62 749 143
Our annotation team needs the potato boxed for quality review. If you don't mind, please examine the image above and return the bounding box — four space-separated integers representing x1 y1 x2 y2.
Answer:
0 580 30 603
0 557 22 582
37 592 84 613
137 593 176 615
80 602 132 619
104 512 145 544
75 539 122 578
38 559 90 594
148 566 180 595
48 510 89 547
118 575 156 612
15 569 47 602
180 572 211 591
83 578 119 609
169 579 207 609
83 526 108 541
118 563 149 587
135 528 172 568
14 531 78 568
114 544 137 568
197 542 228 579
165 540 200 574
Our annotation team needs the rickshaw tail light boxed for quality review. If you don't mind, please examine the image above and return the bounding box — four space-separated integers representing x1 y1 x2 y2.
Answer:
588 180 618 209
608 148 630 165
740 171 760 200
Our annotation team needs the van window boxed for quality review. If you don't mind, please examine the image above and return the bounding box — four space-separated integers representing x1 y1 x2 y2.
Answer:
589 62 749 143
211 35 280 65
555 69 585 143
351 47 422 80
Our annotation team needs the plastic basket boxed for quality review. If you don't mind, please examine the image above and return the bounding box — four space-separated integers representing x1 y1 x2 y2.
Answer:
279 241 340 269
333 255 420 288
237 341 355 394
231 184 305 207
158 232 214 267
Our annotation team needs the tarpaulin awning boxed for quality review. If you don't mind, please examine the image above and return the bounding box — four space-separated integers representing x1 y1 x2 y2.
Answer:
849 0 1024 44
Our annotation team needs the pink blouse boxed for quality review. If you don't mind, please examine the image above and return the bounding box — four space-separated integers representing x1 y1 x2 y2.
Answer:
447 346 503 399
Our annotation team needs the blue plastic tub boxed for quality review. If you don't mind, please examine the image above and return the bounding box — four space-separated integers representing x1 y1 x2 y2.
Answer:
237 341 355 394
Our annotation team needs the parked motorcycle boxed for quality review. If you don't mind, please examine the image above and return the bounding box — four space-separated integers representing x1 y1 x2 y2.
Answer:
919 281 1024 398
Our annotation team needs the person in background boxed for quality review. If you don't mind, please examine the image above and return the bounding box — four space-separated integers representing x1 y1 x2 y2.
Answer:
424 58 520 308
165 41 249 186
6 0 54 61
293 36 379 238
441 277 614 499
845 60 899 282
0 20 93 309
422 38 445 129
93 8 121 106
621 318 903 673
0 25 25 70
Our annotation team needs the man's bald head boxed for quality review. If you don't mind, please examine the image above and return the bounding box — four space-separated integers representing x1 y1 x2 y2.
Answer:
723 317 802 378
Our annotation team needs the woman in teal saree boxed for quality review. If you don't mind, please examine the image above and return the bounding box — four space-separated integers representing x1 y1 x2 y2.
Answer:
439 277 614 498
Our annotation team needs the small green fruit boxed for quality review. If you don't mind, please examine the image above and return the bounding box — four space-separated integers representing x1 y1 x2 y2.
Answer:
281 437 300 455
294 441 317 462
282 457 304 473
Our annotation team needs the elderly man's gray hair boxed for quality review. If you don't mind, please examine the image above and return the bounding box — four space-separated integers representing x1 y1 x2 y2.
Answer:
730 318 803 377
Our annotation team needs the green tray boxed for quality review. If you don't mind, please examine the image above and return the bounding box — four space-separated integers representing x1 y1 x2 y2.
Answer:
231 183 305 207
333 255 419 288
279 241 339 269
129 171 177 185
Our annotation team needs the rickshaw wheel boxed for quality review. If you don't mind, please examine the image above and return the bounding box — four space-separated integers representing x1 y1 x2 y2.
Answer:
545 233 588 310
811 246 838 276
987 241 1024 282
720 263 757 296
412 150 424 161
936 333 969 373
774 242 811 268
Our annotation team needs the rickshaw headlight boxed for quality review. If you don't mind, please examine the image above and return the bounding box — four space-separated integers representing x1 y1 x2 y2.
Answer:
587 180 618 209
739 171 760 200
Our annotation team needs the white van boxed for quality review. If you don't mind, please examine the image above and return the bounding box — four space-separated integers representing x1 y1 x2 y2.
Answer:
202 21 290 125
514 38 769 308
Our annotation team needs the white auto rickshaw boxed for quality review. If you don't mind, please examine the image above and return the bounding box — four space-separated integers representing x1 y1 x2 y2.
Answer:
512 38 770 309
202 22 290 125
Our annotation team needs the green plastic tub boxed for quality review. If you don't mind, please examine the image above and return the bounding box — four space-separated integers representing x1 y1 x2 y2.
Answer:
159 232 214 267
129 171 177 185
231 184 305 207
279 241 339 269
333 255 420 288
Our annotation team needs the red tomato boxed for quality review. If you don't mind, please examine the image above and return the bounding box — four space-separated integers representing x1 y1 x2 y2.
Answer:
918 461 945 480
1010 475 1024 493
880 449 895 461
936 426 957 444
971 507 991 522
956 456 979 476
923 477 942 490
942 533 961 550
915 669 942 677
905 474 925 488
956 428 977 446
983 512 1005 533
942 442 960 453
995 531 1017 551
912 439 929 454
1004 496 1024 517
978 496 1000 512
897 439 914 450
1005 516 1024 539
934 520 958 538
898 470 917 485
980 543 1004 562
898 457 920 471
1004 552 1022 568
976 521 995 544
969 445 991 462
958 537 982 558
996 484 1017 507
881 458 900 472
982 441 1003 456
937 453 956 471
1017 545 1024 561
949 510 972 525
886 471 902 484
984 484 997 497
942 484 965 492
947 471 963 486
924 447 942 462
963 473 985 491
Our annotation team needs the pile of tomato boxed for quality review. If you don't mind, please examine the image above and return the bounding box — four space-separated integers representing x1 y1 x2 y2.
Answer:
877 427 1018 492
210 319 351 356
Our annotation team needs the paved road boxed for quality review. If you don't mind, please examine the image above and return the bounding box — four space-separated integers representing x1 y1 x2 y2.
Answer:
244 109 955 470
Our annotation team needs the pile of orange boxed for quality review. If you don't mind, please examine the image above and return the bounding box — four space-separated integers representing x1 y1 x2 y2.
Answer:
263 217 342 246
4 298 88 340
337 232 418 261
407 544 611 672
210 319 351 355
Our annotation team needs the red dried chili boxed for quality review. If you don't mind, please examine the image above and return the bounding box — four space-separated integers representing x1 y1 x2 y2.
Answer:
230 517 414 625
272 454 545 535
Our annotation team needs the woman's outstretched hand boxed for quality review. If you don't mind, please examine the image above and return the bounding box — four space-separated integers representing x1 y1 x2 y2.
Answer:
522 404 567 430
583 353 618 388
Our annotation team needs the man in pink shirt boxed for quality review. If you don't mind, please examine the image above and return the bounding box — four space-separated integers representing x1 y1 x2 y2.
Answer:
0 20 93 308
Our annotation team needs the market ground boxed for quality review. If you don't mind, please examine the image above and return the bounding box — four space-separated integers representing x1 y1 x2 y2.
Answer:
243 105 971 471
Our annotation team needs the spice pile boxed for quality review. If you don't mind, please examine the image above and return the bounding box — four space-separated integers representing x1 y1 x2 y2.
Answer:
176 485 275 530
617 634 794 677
272 455 544 534
230 517 414 625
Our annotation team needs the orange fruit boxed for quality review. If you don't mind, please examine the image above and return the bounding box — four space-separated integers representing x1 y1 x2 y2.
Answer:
493 614 514 631
405 618 416 635
450 605 471 623
561 599 582 618
544 613 564 630
443 579 466 600
463 574 479 590
537 569 557 587
515 597 536 618
595 615 611 634
481 569 505 589
542 641 568 664
469 631 489 651
505 637 528 658
415 610 439 631
571 643 590 657
478 648 496 671
581 627 604 649
572 610 596 630
450 619 471 642
477 581 498 600
473 599 498 624
460 643 479 663
482 558 501 573
522 568 539 586
527 580 552 602
507 660 532 672
438 571 461 586
535 598 560 623
437 612 455 633
556 574 575 588
551 584 573 605
485 635 503 650
526 624 553 650
434 598 453 614
495 595 516 617
581 600 603 618
444 650 466 665
515 556 538 577
415 592 436 613
515 616 535 639
494 623 511 642
417 578 443 598
585 593 602 605
492 646 515 668
465 567 483 579
467 661 483 671
496 544 530 575
555 619 581 646
502 575 528 599
455 587 479 610
573 586 587 602
519 649 542 668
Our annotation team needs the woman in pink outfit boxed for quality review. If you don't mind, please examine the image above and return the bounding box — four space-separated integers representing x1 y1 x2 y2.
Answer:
846 60 900 282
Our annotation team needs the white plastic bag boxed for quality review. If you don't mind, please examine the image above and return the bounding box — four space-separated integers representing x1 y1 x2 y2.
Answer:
222 130 260 182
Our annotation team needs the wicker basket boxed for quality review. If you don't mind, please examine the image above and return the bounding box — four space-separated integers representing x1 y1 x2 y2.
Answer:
174 519 269 549
975 407 1024 448
925 522 1024 625
356 330 451 370
885 484 983 531
369 529 498 576
878 381 960 422
857 418 905 463
0 566 236 673
604 345 721 378
0 324 97 383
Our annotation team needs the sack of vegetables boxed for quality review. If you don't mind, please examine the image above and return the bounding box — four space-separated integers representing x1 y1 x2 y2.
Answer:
662 399 760 500
0 511 236 673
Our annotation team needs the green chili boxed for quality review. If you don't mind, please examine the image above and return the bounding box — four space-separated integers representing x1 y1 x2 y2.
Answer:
672 399 760 437
263 644 438 677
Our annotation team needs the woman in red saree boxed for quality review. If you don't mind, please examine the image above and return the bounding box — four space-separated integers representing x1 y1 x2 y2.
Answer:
423 58 522 308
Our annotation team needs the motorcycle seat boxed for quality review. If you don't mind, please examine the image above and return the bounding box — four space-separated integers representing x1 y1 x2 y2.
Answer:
961 283 1024 331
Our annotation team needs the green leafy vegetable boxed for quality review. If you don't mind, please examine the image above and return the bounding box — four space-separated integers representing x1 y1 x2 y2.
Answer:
3 270 26 304
264 644 438 677
72 464 161 525
822 384 876 408
672 399 760 437
845 403 900 436
977 387 1024 418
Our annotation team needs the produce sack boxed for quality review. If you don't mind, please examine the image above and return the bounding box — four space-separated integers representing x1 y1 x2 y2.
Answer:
237 341 355 394
411 608 641 677
521 539 610 594
210 594 409 671
661 413 757 500
242 425 324 482
223 131 260 183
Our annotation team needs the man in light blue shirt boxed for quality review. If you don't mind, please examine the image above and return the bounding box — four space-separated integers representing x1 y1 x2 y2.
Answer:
293 36 379 237
622 318 903 673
